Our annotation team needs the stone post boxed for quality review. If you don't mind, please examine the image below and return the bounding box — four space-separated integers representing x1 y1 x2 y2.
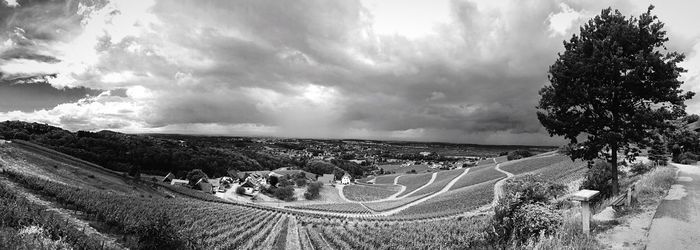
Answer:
571 189 600 235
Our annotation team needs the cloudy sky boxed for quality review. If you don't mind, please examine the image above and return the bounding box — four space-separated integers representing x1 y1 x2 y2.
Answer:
1 0 699 145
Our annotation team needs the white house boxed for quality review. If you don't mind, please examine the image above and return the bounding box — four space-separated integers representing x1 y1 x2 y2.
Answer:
341 173 351 184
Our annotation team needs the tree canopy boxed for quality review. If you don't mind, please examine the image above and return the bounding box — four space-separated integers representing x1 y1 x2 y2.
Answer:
537 6 694 194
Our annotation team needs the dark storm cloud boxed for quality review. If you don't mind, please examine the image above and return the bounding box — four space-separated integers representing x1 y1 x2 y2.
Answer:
3 0 698 145
0 80 101 112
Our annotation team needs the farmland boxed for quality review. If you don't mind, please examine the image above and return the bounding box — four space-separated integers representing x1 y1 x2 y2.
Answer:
407 168 465 197
373 174 400 184
449 164 505 191
499 154 570 175
396 172 433 196
343 183 402 202
0 136 581 249
378 164 432 174
362 194 427 212
399 179 497 217
287 203 371 214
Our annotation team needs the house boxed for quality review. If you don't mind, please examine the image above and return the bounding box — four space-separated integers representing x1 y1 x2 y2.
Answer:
341 173 351 185
240 180 257 195
162 172 175 182
317 174 335 185
196 178 213 193
170 179 189 186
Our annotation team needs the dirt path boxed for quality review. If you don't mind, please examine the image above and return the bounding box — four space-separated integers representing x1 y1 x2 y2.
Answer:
646 163 700 250
493 163 514 206
0 178 125 250
285 216 301 250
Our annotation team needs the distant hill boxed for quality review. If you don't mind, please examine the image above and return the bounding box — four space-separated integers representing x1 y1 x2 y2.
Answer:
0 121 294 177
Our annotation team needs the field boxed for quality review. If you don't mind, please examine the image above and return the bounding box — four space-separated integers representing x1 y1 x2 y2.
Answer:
408 168 464 197
500 154 570 175
286 203 371 214
373 174 400 184
449 164 505 191
399 179 497 217
0 140 582 249
343 183 402 202
378 164 432 174
362 194 427 212
396 172 433 196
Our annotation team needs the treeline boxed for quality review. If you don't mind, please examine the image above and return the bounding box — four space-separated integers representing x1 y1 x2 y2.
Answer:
0 121 375 179
0 121 296 177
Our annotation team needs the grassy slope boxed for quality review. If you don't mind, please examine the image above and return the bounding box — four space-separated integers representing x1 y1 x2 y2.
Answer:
0 143 166 197
378 164 431 174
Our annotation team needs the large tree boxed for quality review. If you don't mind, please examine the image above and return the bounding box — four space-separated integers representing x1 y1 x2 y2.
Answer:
537 6 693 195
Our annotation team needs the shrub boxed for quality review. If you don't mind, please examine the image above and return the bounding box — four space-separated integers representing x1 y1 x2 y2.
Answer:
235 186 245 195
507 150 534 160
580 161 616 198
675 152 700 164
492 175 567 245
295 178 307 187
630 162 652 175
304 182 322 200
274 186 296 201
511 203 562 244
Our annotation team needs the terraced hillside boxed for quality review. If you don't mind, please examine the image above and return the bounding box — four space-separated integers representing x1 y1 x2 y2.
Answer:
0 141 585 249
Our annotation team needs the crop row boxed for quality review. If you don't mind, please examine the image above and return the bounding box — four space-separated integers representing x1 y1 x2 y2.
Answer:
362 194 427 212
343 184 401 202
450 164 505 191
499 154 569 175
399 179 498 217
408 168 464 197
287 203 372 214
396 172 433 196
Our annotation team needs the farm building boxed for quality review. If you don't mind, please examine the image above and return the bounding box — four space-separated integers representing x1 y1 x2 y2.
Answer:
317 174 335 185
170 179 189 186
341 173 351 184
196 178 213 193
240 180 257 195
162 172 175 182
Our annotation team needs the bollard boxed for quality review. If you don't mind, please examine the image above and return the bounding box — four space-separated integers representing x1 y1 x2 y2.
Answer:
571 189 600 235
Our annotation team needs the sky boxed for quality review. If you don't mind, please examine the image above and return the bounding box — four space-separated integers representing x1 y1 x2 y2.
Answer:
1 0 700 146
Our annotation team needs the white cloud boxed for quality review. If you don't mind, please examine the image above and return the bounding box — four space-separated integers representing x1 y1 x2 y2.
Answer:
547 3 583 36
3 0 18 8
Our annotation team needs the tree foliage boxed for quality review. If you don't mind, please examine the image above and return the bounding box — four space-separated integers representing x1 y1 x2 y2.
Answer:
537 6 693 194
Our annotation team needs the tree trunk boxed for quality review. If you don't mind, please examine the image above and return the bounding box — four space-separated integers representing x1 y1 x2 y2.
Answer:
610 145 619 195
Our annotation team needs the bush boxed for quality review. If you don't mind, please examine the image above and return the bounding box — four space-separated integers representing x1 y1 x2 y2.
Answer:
304 182 322 200
630 162 652 175
675 152 700 164
511 203 562 244
581 161 615 199
507 150 534 160
235 186 246 195
274 186 296 201
295 178 307 187
492 175 567 245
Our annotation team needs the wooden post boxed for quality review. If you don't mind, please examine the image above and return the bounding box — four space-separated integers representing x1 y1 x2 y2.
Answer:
571 189 600 235
626 184 635 206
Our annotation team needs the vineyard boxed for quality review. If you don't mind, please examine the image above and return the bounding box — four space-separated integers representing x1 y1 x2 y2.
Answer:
287 203 372 214
449 164 505 191
343 183 402 201
362 194 427 212
407 168 464 197
399 179 498 217
499 154 570 175
396 172 433 196
373 174 400 184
